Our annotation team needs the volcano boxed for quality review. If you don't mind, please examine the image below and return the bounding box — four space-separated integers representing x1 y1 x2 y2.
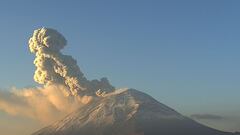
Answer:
27 28 236 135
32 88 235 135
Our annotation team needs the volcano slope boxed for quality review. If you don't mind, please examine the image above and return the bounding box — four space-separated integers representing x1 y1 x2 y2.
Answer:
33 88 234 135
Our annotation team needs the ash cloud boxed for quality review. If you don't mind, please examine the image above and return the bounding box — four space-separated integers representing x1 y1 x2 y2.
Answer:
0 85 92 123
0 28 115 123
191 114 223 120
29 28 114 96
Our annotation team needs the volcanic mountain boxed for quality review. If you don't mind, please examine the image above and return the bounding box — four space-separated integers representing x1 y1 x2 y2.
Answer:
32 88 235 135
25 28 236 135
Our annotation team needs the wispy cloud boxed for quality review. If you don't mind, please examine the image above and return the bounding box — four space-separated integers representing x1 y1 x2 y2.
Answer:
190 114 223 120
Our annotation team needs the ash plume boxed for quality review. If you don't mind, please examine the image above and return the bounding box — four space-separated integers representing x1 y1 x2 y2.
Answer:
0 28 115 123
29 28 114 96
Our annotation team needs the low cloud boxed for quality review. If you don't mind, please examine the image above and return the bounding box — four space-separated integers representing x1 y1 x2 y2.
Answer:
0 85 92 123
191 114 223 120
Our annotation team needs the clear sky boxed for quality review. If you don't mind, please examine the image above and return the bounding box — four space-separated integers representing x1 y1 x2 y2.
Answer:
0 0 239 133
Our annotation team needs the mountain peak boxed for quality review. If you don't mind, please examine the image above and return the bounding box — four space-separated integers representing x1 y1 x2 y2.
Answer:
33 89 234 135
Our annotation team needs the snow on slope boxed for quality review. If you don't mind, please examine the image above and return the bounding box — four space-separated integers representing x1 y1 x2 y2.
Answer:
33 89 234 135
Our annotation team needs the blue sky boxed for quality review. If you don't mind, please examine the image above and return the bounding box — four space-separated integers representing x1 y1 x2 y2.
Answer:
0 0 239 132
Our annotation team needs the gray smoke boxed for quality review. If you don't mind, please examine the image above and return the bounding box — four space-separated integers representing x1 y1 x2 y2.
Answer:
29 28 114 96
0 28 115 123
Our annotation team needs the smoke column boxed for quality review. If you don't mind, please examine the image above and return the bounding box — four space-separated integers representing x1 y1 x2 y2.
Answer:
0 28 116 123
29 28 114 96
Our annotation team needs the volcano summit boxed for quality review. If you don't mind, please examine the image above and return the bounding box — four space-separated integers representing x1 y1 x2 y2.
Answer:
33 88 235 135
